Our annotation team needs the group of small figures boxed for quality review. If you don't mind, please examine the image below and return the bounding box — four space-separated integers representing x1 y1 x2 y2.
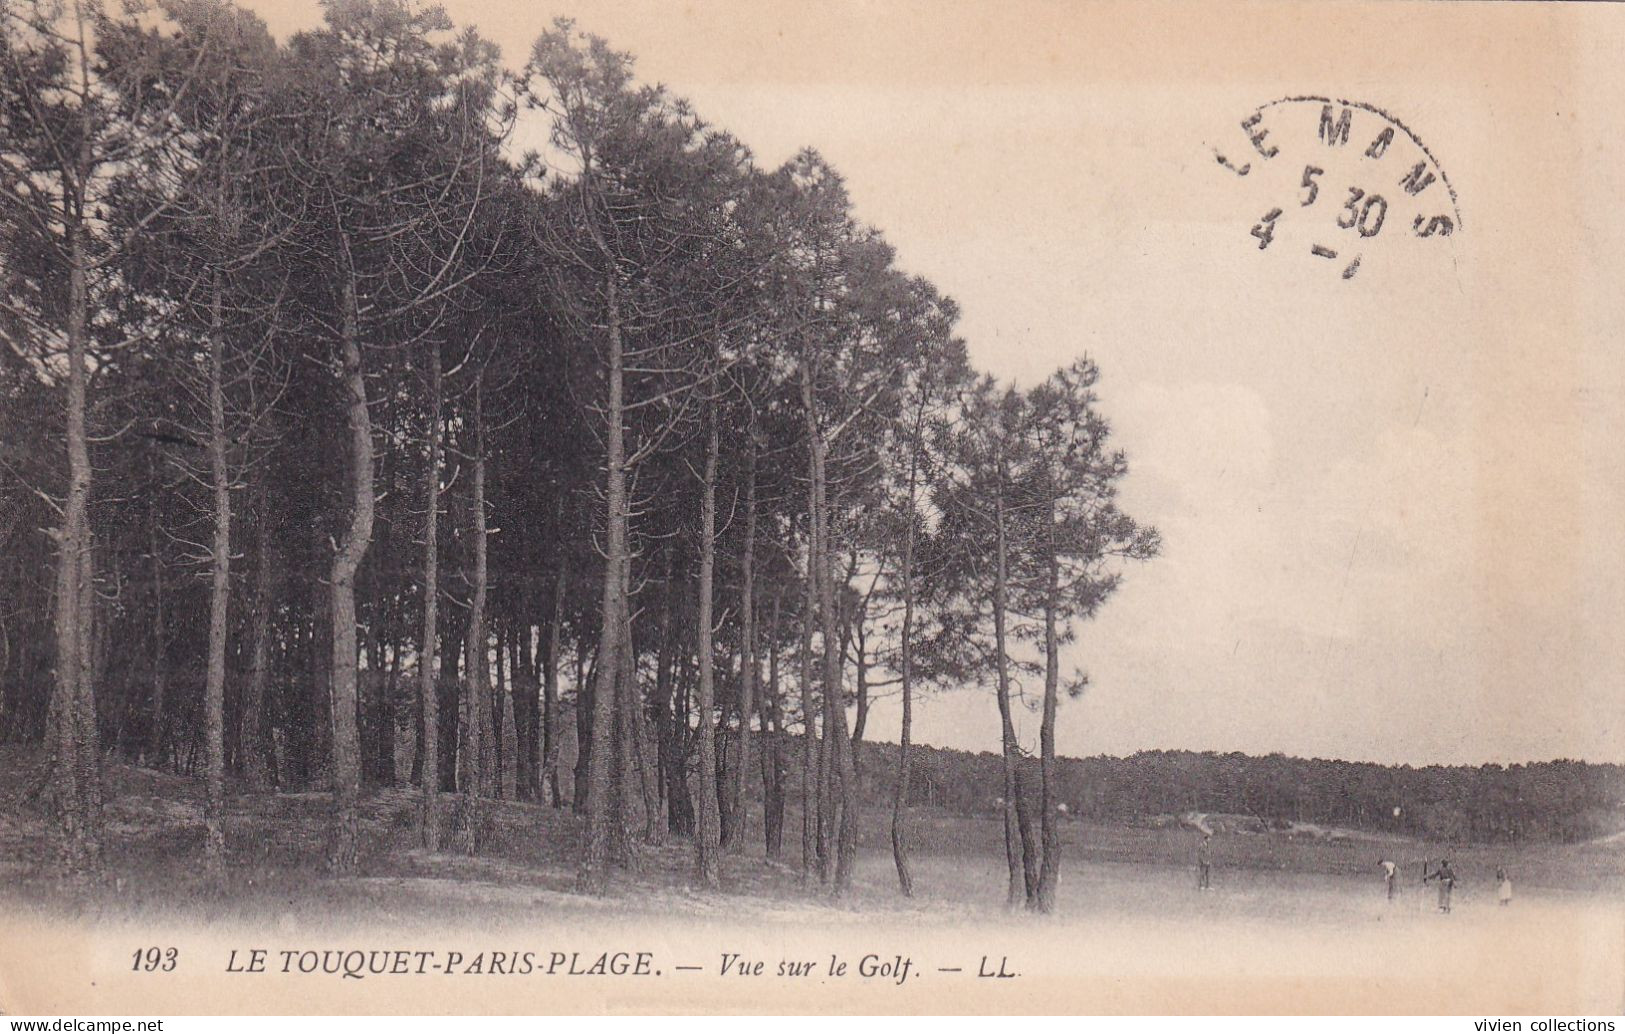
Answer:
1191 831 1517 913
1380 858 1515 913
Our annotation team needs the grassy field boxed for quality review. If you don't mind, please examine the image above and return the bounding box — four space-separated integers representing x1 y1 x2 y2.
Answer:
2 744 1622 1013
3 742 1622 918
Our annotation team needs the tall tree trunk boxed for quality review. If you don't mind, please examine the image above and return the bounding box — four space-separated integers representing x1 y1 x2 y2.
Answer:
514 614 535 801
803 366 859 895
459 377 489 853
798 537 817 884
760 590 785 860
891 621 914 896
811 495 834 879
52 211 102 876
543 556 565 808
420 343 443 846
475 435 496 803
147 485 168 770
892 399 925 897
203 274 230 874
241 478 274 793
572 632 592 816
816 687 834 880
651 547 673 827
579 271 627 893
724 446 757 853
852 630 869 746
628 605 662 846
993 491 1024 908
655 548 691 836
490 625 503 798
611 601 638 864
692 415 722 889
312 576 333 789
1016 757 1040 906
328 266 373 874
497 623 516 799
1035 497 1062 913
365 449 396 788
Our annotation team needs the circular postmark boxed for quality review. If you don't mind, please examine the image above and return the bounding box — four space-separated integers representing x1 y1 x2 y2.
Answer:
1211 97 1461 281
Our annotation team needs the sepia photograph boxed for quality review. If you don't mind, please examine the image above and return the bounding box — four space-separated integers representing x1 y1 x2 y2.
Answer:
0 0 1622 1018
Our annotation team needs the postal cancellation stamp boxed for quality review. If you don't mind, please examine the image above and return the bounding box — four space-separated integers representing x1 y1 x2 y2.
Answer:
1213 97 1462 281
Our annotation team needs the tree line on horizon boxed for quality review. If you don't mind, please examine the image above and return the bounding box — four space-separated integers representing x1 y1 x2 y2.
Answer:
841 743 1625 846
0 0 1160 911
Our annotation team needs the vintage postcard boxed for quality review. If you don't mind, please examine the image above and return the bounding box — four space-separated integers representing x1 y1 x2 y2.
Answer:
1 0 1621 1017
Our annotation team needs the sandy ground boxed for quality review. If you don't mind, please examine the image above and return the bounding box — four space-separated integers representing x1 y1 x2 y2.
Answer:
2 746 1621 1015
2 849 1620 1015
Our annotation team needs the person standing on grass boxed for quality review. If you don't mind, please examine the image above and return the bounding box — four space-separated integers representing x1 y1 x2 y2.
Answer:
1496 866 1513 906
1380 858 1398 901
1424 858 1457 913
1196 833 1212 890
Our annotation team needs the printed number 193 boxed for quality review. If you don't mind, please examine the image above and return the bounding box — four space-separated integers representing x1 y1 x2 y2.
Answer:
132 946 178 972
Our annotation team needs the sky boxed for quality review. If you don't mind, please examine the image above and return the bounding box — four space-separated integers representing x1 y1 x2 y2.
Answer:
246 0 1625 766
